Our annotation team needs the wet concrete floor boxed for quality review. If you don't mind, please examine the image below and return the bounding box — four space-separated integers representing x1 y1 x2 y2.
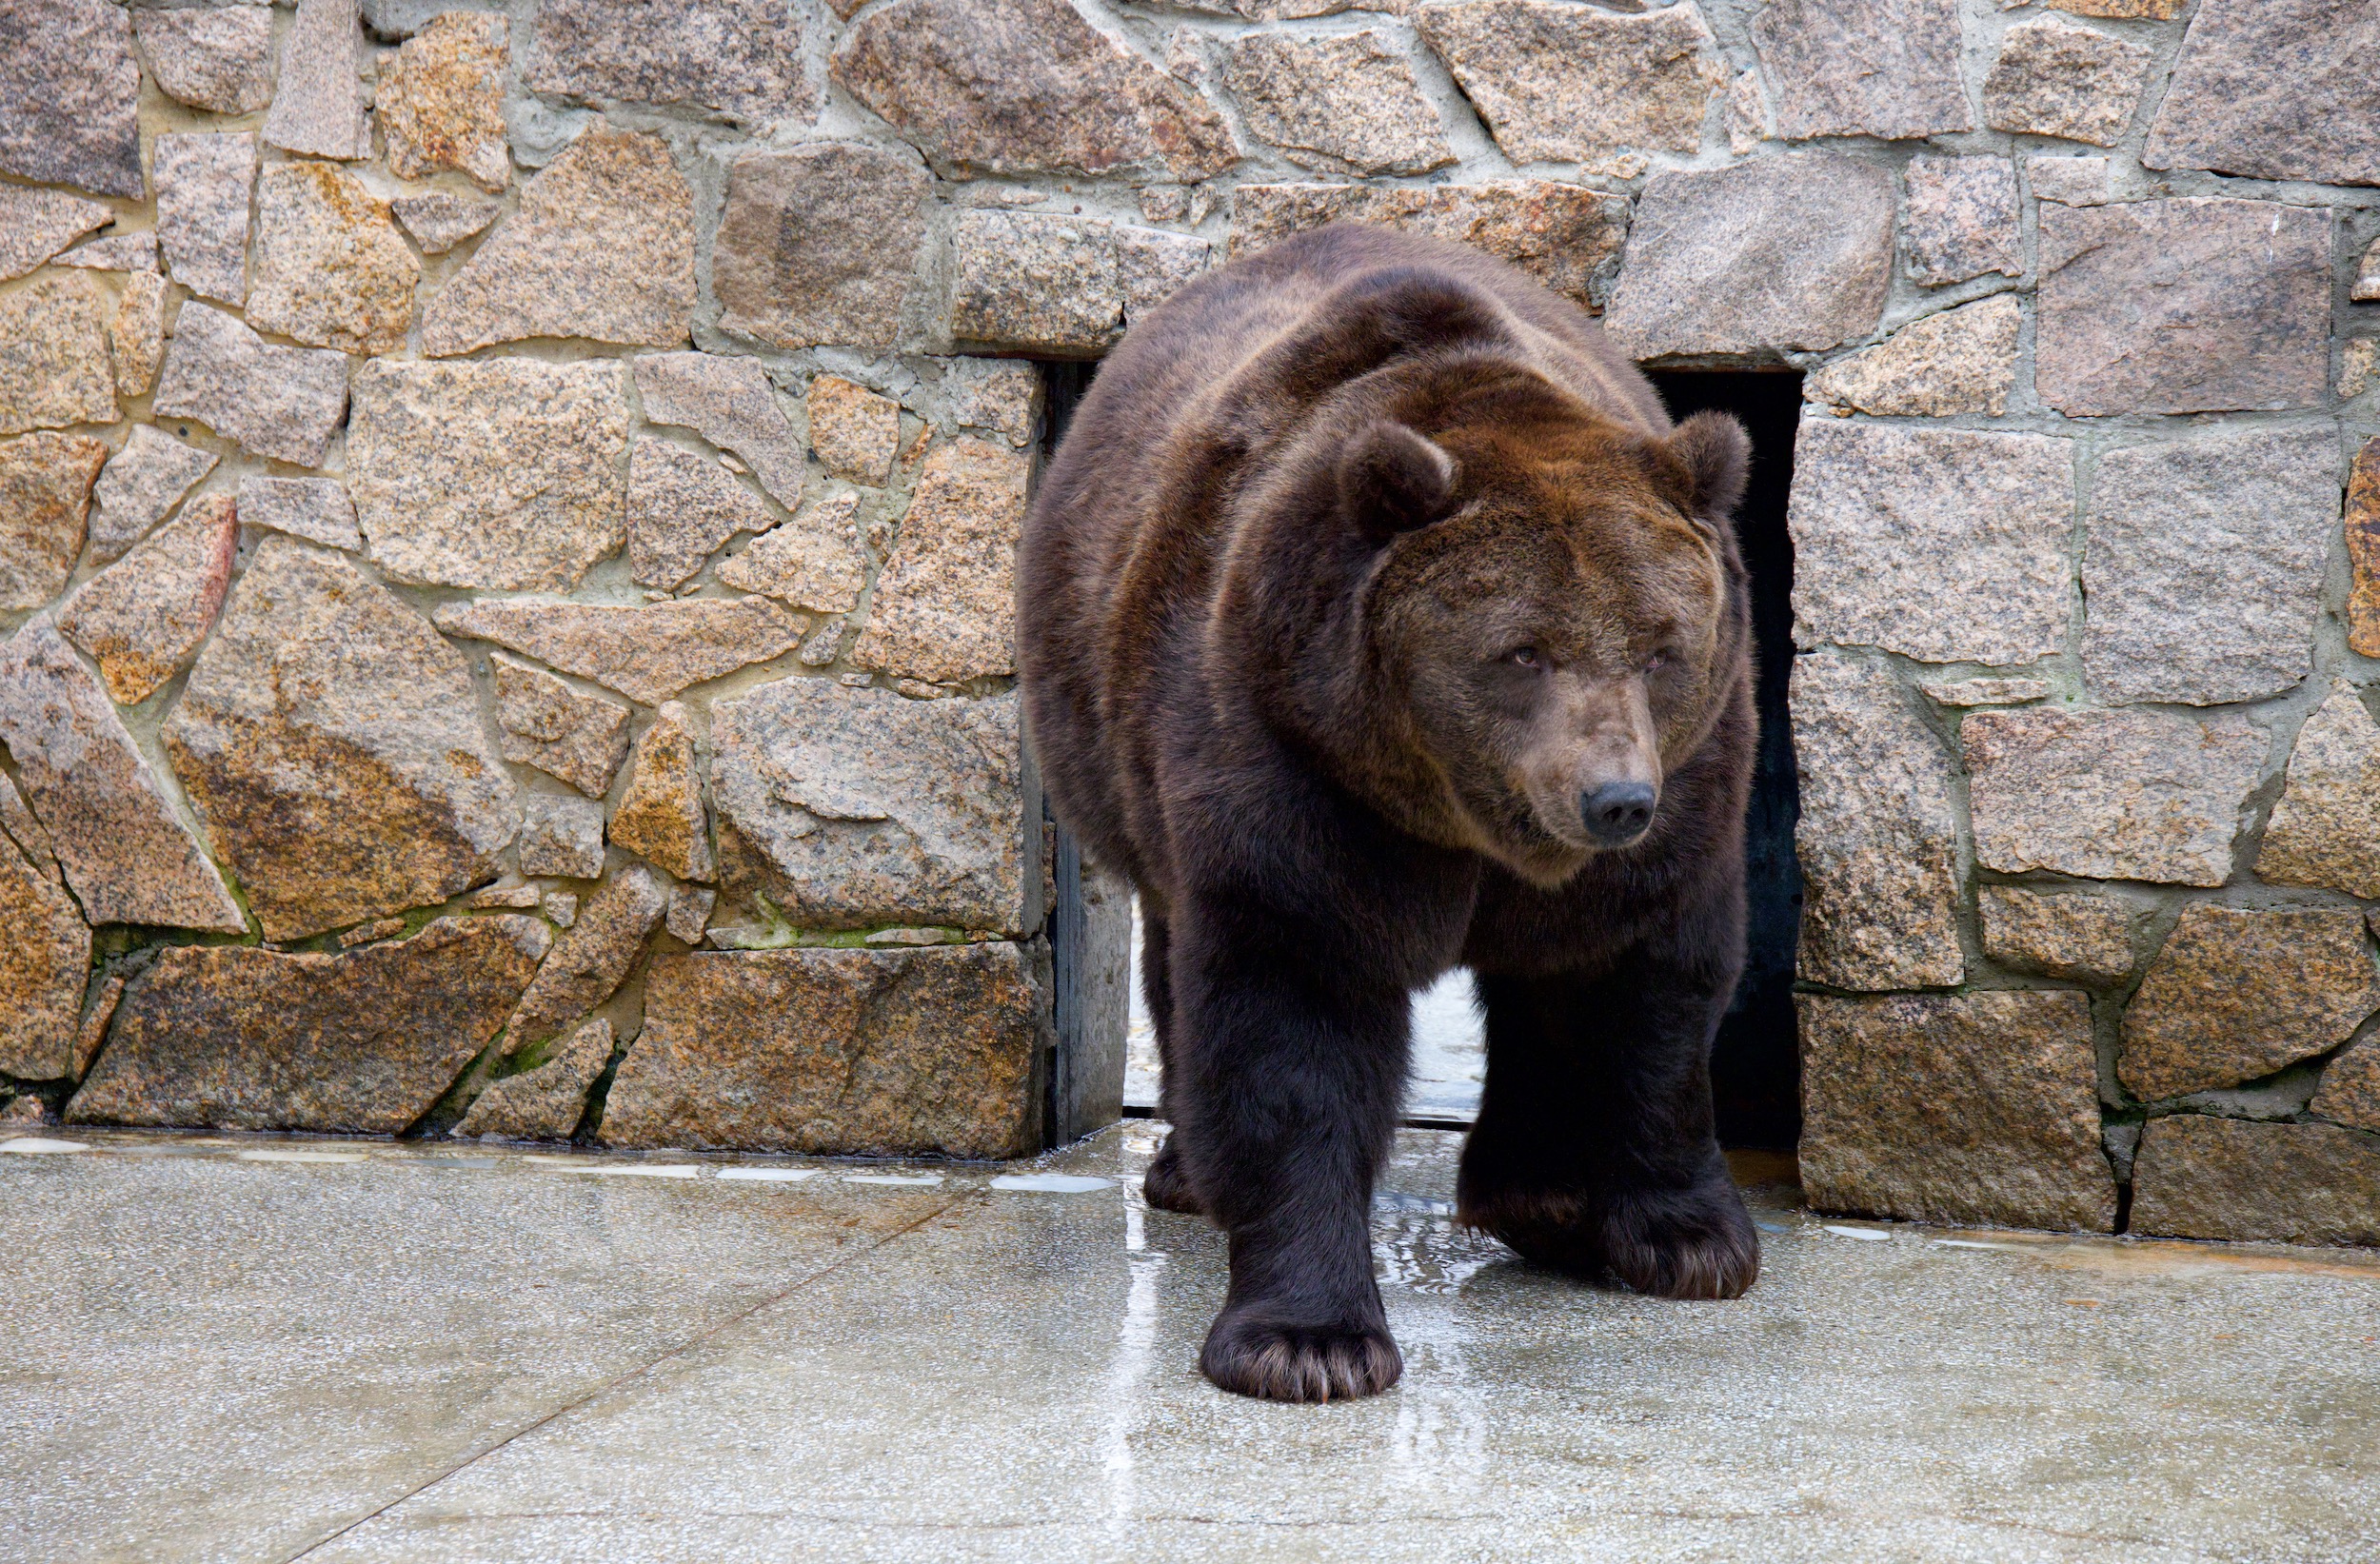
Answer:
4 1124 2377 1563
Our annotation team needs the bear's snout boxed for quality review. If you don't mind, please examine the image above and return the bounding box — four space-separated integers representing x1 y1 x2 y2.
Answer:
1580 780 1656 845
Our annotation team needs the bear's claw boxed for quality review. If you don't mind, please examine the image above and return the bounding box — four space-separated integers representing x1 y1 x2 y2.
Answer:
1461 1179 1760 1299
1200 1312 1402 1403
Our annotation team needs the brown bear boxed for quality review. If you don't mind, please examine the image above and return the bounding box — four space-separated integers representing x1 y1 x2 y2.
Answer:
1019 226 1760 1403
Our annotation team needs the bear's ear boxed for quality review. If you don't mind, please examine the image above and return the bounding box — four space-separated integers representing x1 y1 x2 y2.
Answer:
1663 410 1753 525
1339 420 1458 543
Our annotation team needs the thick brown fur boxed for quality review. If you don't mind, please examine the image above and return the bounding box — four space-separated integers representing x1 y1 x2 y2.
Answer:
1020 227 1761 1404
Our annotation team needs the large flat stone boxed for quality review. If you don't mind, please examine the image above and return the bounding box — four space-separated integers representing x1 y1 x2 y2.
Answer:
0 619 245 931
264 0 372 161
2253 686 2380 898
600 942 1041 1158
517 794 604 881
2119 906 2380 1100
805 378 898 488
2130 1117 2380 1246
0 188 113 283
831 0 1236 183
0 431 107 611
1787 418 2073 666
109 271 165 400
626 440 776 592
940 359 1042 446
0 0 144 198
423 128 694 356
0 273 115 437
1604 153 1894 359
1979 887 2135 983
1749 0 1971 140
2082 426 2334 705
151 304 350 468
851 436 1030 683
492 654 631 801
132 3 275 116
0 834 89 1081
1964 707 2264 887
2348 438 2380 658
1899 154 2020 287
1415 0 1722 163
163 539 520 942
1801 294 2018 418
376 10 509 191
1982 14 2152 147
712 680 1023 934
630 352 808 512
947 213 1121 355
456 1018 611 1141
2036 198 2330 416
713 143 931 353
433 597 803 706
1229 182 1629 311
2143 0 2380 188
526 0 810 127
248 162 420 357
66 917 549 1135
1788 652 1963 991
501 865 666 1059
609 703 713 883
235 477 361 554
88 426 217 564
349 358 629 593
715 491 866 615
1799 991 2116 1233
1225 30 1450 177
57 494 238 707
154 132 256 307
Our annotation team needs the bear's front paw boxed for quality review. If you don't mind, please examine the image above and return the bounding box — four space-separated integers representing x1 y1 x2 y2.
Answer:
1199 1307 1402 1403
1141 1138 1206 1216
1599 1181 1760 1300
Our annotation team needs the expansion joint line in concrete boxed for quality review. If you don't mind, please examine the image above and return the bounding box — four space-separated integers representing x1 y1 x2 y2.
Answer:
276 1189 985 1562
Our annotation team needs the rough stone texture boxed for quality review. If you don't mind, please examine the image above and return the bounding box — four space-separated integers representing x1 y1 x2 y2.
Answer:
433 597 803 706
69 965 122 1079
665 883 715 945
339 917 407 948
0 273 116 438
0 188 113 283
1788 420 2073 666
0 619 245 931
851 437 1030 683
154 133 255 307
1915 675 2051 707
1964 707 2264 888
610 703 714 883
519 793 605 880
0 769 60 885
2029 155 2112 208
1414 1 1721 163
66 917 549 1134
1749 0 1972 140
502 864 666 1057
2130 1117 2380 1246
2346 339 2380 400
2120 907 2380 1101
831 0 1238 184
109 272 165 400
348 358 629 593
2311 1040 2380 1135
1231 183 1634 312
542 891 577 930
1724 69 1764 155
526 0 811 127
1789 652 1962 991
0 432 107 610
163 540 520 942
1798 992 2116 1233
2144 0 2380 188
1978 887 2134 983
626 440 776 591
2037 199 2329 417
377 10 509 191
2259 687 2380 899
151 304 349 468
248 162 421 357
390 192 499 255
265 0 372 161
948 212 1121 355
942 359 1042 445
0 835 89 1081
58 494 238 707
1900 155 2021 287
133 4 274 116
1224 30 1451 176
2049 0 2182 14
1604 154 1894 359
492 654 630 800
423 128 694 356
60 232 157 274
89 427 217 565
713 143 931 354
0 0 145 198
235 477 361 553
2357 238 2380 304
717 491 867 615
630 352 808 511
806 378 899 487
2081 426 2335 706
1983 16 2152 147
457 1018 612 1141
1117 229 1212 323
601 943 1041 1158
713 680 1023 934
2350 440 2380 658
1802 295 2019 417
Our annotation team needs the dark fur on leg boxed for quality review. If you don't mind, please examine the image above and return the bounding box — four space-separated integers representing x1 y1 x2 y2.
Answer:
1142 1137 1206 1216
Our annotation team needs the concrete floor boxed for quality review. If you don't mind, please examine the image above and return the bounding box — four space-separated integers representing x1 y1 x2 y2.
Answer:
5 1126 2378 1564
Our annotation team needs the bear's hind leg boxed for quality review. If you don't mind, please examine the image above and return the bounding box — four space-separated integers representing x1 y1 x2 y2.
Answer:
1136 906 1206 1216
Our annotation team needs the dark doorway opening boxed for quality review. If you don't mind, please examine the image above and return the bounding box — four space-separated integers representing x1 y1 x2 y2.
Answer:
1647 370 1805 1150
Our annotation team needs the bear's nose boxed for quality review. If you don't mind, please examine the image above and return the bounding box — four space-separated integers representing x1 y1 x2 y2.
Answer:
1580 782 1656 845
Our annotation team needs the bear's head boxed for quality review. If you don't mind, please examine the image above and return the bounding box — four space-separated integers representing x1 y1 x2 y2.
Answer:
1314 367 1752 885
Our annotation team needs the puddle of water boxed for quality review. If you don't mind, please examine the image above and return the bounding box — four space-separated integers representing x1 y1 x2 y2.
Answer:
1824 1224 1894 1241
718 1167 821 1183
0 1138 88 1155
844 1174 942 1186
991 1174 1113 1194
522 1157 699 1178
237 1149 365 1164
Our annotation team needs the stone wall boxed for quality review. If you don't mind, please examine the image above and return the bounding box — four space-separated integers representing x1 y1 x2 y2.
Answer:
1 0 2376 1236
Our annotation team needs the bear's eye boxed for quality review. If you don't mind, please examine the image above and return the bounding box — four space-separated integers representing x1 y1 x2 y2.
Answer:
1642 648 1673 673
1507 645 1543 670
